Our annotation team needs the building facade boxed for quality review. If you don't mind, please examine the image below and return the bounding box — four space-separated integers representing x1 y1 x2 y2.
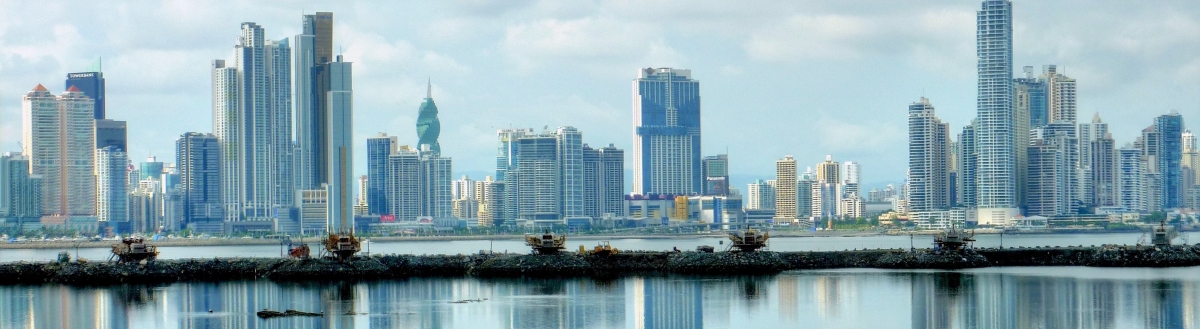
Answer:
176 132 222 229
774 156 798 223
583 144 624 218
632 68 701 195
907 97 951 213
22 85 96 216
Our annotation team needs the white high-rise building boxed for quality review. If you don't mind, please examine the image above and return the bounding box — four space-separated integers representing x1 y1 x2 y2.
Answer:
1078 113 1110 207
95 146 127 223
1184 129 1196 153
419 150 453 219
746 179 776 210
1042 65 1077 123
452 176 476 201
387 147 421 221
22 85 96 216
632 68 701 195
975 0 1019 224
212 22 294 227
907 97 951 212
773 156 798 223
1116 146 1147 212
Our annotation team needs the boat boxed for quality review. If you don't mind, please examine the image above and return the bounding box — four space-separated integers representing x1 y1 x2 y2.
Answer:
525 230 566 255
109 237 159 263
727 228 769 252
323 233 360 261
933 227 975 251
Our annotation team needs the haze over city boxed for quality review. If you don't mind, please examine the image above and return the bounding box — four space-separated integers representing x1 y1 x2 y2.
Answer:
1 0 1196 190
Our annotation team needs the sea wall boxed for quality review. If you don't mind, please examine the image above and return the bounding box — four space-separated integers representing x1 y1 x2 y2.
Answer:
2 245 1199 285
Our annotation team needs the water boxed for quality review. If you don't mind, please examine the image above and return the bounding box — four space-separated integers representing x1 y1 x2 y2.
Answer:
1 267 1198 328
3 231 1192 263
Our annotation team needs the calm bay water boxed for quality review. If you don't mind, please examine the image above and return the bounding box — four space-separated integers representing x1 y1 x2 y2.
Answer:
1 267 1199 328
3 231 1194 263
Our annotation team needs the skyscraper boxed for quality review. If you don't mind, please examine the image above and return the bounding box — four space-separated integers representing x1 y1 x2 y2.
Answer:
140 156 164 181
632 68 701 195
176 133 222 230
212 22 294 227
95 119 127 151
502 127 590 225
22 85 96 216
907 97 951 212
417 81 442 155
957 122 977 208
95 146 128 224
496 128 532 223
1079 113 1110 207
1039 122 1080 210
1116 146 1147 212
1156 112 1185 209
815 155 839 185
583 144 624 218
1026 140 1070 216
1042 65 1077 123
1090 134 1117 207
774 156 798 223
1014 66 1049 128
556 127 583 219
64 66 105 119
746 179 775 210
326 56 354 233
294 12 335 191
418 152 452 219
386 147 420 221
0 153 41 223
975 0 1017 224
702 154 729 196
475 176 503 226
366 134 397 216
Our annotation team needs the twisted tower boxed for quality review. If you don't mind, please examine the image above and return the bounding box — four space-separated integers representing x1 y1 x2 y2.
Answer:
416 79 441 155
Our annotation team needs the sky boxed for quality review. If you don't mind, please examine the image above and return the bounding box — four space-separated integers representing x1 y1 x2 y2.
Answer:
0 0 1197 192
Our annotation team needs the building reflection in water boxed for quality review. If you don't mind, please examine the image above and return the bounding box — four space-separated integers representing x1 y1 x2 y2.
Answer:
0 269 1199 328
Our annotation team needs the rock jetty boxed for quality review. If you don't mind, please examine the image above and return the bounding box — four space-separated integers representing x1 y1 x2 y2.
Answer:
2 245 1200 285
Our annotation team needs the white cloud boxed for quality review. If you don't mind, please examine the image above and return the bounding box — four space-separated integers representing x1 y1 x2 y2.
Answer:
501 18 684 74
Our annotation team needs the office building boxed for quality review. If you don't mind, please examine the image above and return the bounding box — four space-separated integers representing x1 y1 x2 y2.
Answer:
22 84 96 216
95 119 127 151
139 156 164 181
774 156 798 223
176 133 222 229
95 146 127 224
64 67 105 119
366 134 398 216
354 175 368 216
583 144 624 218
386 147 420 221
129 179 163 232
632 68 701 195
417 81 442 155
418 151 452 219
1090 135 1117 207
797 178 814 218
975 0 1018 224
702 154 729 196
326 56 354 233
212 22 294 226
0 153 42 222
907 97 951 212
496 128 533 223
1155 112 1184 209
746 179 775 210
452 176 476 201
1039 122 1080 209
296 188 328 234
1079 114 1113 207
294 12 335 191
812 182 838 220
842 161 861 198
1014 66 1049 128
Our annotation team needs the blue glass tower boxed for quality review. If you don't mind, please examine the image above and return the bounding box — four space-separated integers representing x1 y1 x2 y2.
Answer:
1156 112 1184 209
65 71 105 119
366 134 397 216
632 68 701 195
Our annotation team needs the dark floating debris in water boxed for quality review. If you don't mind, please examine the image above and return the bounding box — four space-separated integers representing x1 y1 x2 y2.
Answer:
450 298 487 304
256 309 323 318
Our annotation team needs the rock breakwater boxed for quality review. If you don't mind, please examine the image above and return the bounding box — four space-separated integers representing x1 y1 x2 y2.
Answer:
3 245 1199 285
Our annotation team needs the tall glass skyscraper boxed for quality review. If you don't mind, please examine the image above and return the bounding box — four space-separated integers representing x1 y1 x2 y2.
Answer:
975 0 1017 224
294 12 335 191
1156 112 1185 209
326 56 354 233
366 134 398 216
632 68 701 195
212 22 294 225
64 70 105 119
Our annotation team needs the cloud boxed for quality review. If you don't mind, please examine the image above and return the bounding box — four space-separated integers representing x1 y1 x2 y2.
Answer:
501 18 684 74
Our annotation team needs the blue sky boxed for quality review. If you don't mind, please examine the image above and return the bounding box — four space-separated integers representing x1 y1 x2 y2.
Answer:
0 0 1196 191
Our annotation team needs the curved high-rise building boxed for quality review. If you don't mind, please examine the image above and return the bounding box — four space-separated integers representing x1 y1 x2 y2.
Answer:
417 80 441 155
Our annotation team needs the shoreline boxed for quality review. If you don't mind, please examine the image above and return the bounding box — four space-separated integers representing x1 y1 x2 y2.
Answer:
3 245 1199 286
0 229 1159 250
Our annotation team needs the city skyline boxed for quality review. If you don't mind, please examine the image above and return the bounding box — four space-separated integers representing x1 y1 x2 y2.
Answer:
0 1 1197 191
